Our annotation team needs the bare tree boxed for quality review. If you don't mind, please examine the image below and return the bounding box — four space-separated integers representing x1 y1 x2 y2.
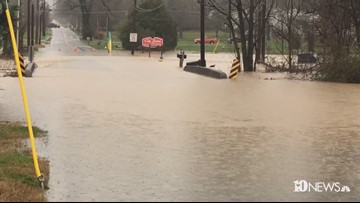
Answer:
312 0 360 82
349 0 360 48
55 0 95 39
255 0 273 63
271 0 304 70
78 0 95 39
205 0 273 72
316 0 354 60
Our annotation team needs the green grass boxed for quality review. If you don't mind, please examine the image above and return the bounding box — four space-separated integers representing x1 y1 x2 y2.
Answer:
176 31 235 53
0 122 48 140
4 169 41 188
82 39 123 51
266 39 288 55
42 28 53 44
77 30 311 55
176 31 289 54
81 30 123 51
265 39 321 55
0 151 34 166
85 30 236 52
0 122 49 202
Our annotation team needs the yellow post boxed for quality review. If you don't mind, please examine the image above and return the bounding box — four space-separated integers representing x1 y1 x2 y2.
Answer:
108 31 112 54
213 38 221 54
6 9 42 180
108 38 112 54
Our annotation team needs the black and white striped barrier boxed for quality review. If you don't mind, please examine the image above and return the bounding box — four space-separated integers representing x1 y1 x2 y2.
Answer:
18 53 37 77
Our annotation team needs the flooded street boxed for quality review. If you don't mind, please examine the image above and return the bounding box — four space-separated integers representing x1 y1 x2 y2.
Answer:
0 27 360 201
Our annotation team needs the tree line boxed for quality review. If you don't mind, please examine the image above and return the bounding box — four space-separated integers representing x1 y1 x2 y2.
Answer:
1 0 359 83
206 0 360 82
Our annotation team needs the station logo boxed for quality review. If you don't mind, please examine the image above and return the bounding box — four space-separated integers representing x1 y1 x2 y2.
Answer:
294 180 351 193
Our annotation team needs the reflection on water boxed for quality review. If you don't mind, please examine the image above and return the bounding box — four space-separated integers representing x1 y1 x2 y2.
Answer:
0 55 359 201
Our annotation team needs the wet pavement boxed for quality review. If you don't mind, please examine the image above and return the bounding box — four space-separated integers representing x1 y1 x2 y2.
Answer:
0 27 360 201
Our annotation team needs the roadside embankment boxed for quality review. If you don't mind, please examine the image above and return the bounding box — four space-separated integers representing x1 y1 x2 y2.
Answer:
0 122 49 202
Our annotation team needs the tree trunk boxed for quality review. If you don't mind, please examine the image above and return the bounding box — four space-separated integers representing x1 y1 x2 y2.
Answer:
255 0 261 64
261 0 266 62
228 19 240 63
81 12 92 39
247 0 255 72
256 0 267 63
306 32 315 52
228 0 240 70
35 0 40 44
79 0 94 40
288 0 293 71
356 23 360 48
237 0 250 71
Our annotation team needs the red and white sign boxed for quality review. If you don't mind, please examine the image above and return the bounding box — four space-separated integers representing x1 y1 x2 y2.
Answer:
151 37 164 47
142 37 164 48
142 37 153 48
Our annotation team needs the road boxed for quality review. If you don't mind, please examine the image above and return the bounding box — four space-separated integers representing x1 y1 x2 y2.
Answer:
0 27 359 201
44 27 96 55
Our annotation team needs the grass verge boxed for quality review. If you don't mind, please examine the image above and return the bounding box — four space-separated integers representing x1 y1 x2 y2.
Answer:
176 31 235 53
0 121 49 202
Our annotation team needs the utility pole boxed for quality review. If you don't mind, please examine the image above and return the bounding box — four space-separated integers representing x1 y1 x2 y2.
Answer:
106 13 109 50
131 0 137 55
16 0 20 49
30 3 35 62
35 0 39 45
39 11 42 45
42 0 46 37
106 14 109 37
27 0 31 49
200 0 206 67
96 14 99 39
31 5 35 47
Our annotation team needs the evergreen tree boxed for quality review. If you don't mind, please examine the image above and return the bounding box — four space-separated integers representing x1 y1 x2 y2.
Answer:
119 0 177 50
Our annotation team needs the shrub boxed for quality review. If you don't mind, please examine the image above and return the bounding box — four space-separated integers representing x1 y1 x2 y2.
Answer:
94 31 106 40
119 0 177 50
315 58 360 83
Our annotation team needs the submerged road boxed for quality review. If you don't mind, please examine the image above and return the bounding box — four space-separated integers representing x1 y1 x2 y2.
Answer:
0 27 359 201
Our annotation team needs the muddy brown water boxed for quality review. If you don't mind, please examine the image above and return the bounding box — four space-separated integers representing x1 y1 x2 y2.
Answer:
0 27 359 201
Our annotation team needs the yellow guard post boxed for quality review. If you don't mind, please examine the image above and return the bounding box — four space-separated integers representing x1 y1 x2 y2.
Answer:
5 5 43 185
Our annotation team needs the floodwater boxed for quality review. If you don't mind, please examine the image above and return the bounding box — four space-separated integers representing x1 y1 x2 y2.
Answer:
0 28 359 201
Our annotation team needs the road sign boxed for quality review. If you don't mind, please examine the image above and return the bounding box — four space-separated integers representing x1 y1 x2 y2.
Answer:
130 33 138 43
142 37 164 48
151 37 164 47
142 37 153 47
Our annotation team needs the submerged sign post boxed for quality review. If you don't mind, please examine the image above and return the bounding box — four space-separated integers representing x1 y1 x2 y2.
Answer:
142 37 164 57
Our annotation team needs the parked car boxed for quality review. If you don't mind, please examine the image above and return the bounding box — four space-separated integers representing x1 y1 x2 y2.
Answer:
297 52 318 64
47 22 60 28
194 37 218 44
227 37 242 44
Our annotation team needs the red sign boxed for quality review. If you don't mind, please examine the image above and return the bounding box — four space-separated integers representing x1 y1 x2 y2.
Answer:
142 37 164 48
151 37 164 47
142 37 153 48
